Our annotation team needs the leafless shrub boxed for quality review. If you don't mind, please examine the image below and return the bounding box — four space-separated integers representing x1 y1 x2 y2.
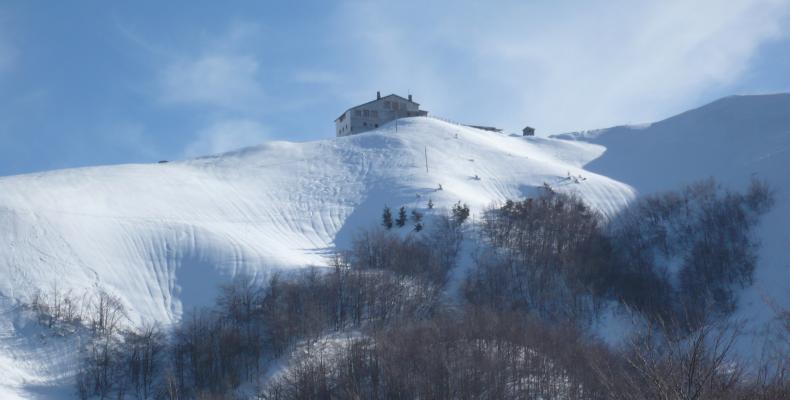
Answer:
29 282 86 333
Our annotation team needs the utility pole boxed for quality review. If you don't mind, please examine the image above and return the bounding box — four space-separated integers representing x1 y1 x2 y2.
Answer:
424 146 429 174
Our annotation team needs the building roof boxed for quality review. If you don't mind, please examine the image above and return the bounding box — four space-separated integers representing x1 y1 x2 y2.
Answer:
335 94 420 121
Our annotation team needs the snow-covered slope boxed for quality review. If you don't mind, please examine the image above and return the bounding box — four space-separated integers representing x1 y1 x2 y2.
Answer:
0 117 633 325
556 93 790 338
0 117 635 397
4 93 788 398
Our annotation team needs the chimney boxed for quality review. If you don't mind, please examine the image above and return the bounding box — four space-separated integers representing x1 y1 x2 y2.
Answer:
377 91 381 100
408 94 413 102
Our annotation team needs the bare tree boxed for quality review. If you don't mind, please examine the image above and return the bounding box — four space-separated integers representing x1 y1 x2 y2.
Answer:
88 289 126 337
595 317 745 400
121 323 165 399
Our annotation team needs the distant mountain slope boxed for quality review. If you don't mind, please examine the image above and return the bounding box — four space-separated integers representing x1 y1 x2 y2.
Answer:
555 93 790 335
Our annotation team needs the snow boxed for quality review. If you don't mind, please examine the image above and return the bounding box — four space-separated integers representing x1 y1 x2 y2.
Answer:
0 116 635 398
0 296 81 400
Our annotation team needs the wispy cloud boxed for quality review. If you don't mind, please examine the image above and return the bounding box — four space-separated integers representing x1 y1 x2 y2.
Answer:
154 22 266 113
292 69 341 85
332 0 790 134
159 54 265 112
131 21 271 157
184 118 268 157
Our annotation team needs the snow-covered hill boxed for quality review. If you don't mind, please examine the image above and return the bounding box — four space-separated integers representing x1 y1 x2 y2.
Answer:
0 117 632 325
556 93 790 341
2 93 789 398
0 116 639 398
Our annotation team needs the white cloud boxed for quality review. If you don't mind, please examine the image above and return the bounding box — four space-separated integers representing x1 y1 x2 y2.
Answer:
143 22 270 156
184 119 268 157
156 22 266 113
332 0 790 134
159 54 264 111
292 69 341 85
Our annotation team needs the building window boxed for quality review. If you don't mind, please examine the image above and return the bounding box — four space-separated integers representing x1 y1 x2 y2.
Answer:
384 101 391 109
393 102 400 111
363 109 370 117
372 110 378 117
354 110 362 117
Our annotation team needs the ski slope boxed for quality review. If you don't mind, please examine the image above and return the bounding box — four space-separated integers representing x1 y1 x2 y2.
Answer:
556 93 790 343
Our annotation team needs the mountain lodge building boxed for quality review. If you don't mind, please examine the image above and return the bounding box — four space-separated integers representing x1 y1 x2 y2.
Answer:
335 92 428 137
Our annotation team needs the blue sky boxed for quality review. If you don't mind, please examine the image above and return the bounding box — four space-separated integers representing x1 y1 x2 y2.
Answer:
1 0 790 176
